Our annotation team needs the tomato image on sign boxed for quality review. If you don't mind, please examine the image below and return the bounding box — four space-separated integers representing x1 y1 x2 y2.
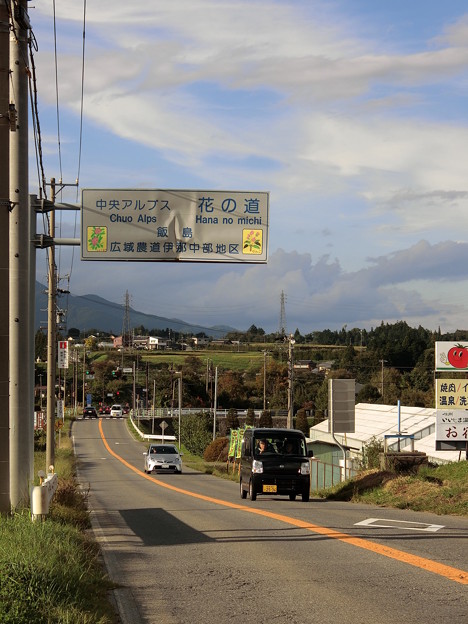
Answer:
440 344 468 369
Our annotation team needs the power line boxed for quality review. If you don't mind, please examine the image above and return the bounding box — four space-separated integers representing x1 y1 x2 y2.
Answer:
52 0 62 180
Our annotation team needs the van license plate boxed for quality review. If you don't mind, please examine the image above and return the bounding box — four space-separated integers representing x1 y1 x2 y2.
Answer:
263 484 277 493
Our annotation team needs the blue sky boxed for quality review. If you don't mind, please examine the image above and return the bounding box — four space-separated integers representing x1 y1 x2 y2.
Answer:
31 1 468 334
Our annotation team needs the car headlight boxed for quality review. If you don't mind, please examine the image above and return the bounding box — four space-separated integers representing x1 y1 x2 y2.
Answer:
252 459 263 474
300 461 310 475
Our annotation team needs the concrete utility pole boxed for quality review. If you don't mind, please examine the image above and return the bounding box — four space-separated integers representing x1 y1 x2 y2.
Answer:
0 2 10 514
10 0 32 509
263 350 270 411
46 179 57 471
287 335 295 428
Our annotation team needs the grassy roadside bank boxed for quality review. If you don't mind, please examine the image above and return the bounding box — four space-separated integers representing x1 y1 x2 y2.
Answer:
0 419 117 624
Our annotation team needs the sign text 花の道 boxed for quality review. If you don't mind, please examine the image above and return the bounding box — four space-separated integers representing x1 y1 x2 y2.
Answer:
81 189 269 263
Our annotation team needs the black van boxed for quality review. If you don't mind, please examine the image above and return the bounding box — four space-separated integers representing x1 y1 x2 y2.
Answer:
239 428 313 502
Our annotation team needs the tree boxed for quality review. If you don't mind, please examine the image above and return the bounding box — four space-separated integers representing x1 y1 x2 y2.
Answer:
35 329 47 361
245 407 255 426
295 409 309 436
258 409 273 428
226 408 239 433
180 412 212 456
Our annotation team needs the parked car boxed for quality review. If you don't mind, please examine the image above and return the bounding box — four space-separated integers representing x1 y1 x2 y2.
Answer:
239 428 313 502
83 406 98 419
110 404 123 418
143 444 183 474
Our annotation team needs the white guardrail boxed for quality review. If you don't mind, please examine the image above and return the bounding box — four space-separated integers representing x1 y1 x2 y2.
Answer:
31 468 58 521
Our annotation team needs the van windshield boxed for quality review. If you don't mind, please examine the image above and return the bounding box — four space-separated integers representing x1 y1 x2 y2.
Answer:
254 435 306 457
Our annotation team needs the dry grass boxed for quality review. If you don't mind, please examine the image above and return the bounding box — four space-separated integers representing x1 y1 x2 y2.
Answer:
321 463 468 517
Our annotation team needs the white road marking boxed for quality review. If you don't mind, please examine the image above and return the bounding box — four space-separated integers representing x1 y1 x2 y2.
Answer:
355 518 445 532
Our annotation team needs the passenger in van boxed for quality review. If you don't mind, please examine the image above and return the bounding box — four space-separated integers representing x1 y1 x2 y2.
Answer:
283 440 297 454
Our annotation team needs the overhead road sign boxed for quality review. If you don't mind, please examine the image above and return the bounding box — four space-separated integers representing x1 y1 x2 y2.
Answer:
81 189 269 263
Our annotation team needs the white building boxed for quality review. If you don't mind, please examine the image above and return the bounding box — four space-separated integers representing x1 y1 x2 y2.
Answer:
309 403 463 465
147 336 169 350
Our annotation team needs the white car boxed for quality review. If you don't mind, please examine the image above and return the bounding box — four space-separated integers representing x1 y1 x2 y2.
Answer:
110 404 123 418
143 444 183 474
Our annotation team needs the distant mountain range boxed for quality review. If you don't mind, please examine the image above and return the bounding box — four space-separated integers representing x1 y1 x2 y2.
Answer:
35 282 236 338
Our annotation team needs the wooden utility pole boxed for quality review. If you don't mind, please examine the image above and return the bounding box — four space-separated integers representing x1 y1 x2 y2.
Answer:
46 179 57 471
0 1 10 514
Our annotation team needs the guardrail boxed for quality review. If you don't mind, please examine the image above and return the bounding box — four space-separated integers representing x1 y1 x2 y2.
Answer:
31 468 58 521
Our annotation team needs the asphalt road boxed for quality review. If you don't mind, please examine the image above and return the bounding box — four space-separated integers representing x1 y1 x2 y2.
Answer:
72 417 468 624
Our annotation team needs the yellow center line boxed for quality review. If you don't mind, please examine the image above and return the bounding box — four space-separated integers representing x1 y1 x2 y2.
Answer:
98 420 467 585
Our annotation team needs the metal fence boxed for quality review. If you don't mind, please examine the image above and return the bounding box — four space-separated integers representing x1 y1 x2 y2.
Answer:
310 458 358 492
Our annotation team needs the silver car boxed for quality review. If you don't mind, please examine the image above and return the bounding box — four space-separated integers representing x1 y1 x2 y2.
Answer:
110 404 123 418
143 444 183 474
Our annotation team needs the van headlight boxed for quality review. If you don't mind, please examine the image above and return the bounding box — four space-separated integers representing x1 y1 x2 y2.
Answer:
300 461 310 475
252 460 263 474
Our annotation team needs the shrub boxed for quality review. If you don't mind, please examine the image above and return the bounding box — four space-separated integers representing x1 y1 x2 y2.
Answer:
226 408 239 433
203 437 229 462
295 409 309 436
362 436 384 469
258 409 273 428
245 408 255 426
181 412 213 456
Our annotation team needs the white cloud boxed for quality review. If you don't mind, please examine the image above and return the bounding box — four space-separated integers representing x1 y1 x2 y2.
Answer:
29 2 468 335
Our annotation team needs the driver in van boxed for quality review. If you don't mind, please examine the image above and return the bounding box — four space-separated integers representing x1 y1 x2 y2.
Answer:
257 439 274 454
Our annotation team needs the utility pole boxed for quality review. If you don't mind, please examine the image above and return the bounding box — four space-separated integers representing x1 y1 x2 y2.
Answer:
263 350 269 411
0 2 10 514
287 334 295 428
10 0 32 508
380 359 387 403
212 366 218 440
46 179 57 471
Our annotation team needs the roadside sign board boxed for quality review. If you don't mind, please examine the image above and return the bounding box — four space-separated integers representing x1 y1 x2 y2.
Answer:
57 340 69 369
435 409 468 450
435 341 468 371
328 379 355 433
436 378 468 408
81 189 269 263
122 367 133 374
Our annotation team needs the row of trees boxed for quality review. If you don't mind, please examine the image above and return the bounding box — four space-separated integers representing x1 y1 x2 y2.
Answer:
35 320 464 414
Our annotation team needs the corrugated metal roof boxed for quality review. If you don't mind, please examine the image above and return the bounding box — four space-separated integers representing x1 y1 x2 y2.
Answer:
309 403 462 464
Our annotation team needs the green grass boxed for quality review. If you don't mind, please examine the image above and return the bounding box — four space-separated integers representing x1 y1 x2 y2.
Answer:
140 349 264 371
0 416 118 624
0 513 115 623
